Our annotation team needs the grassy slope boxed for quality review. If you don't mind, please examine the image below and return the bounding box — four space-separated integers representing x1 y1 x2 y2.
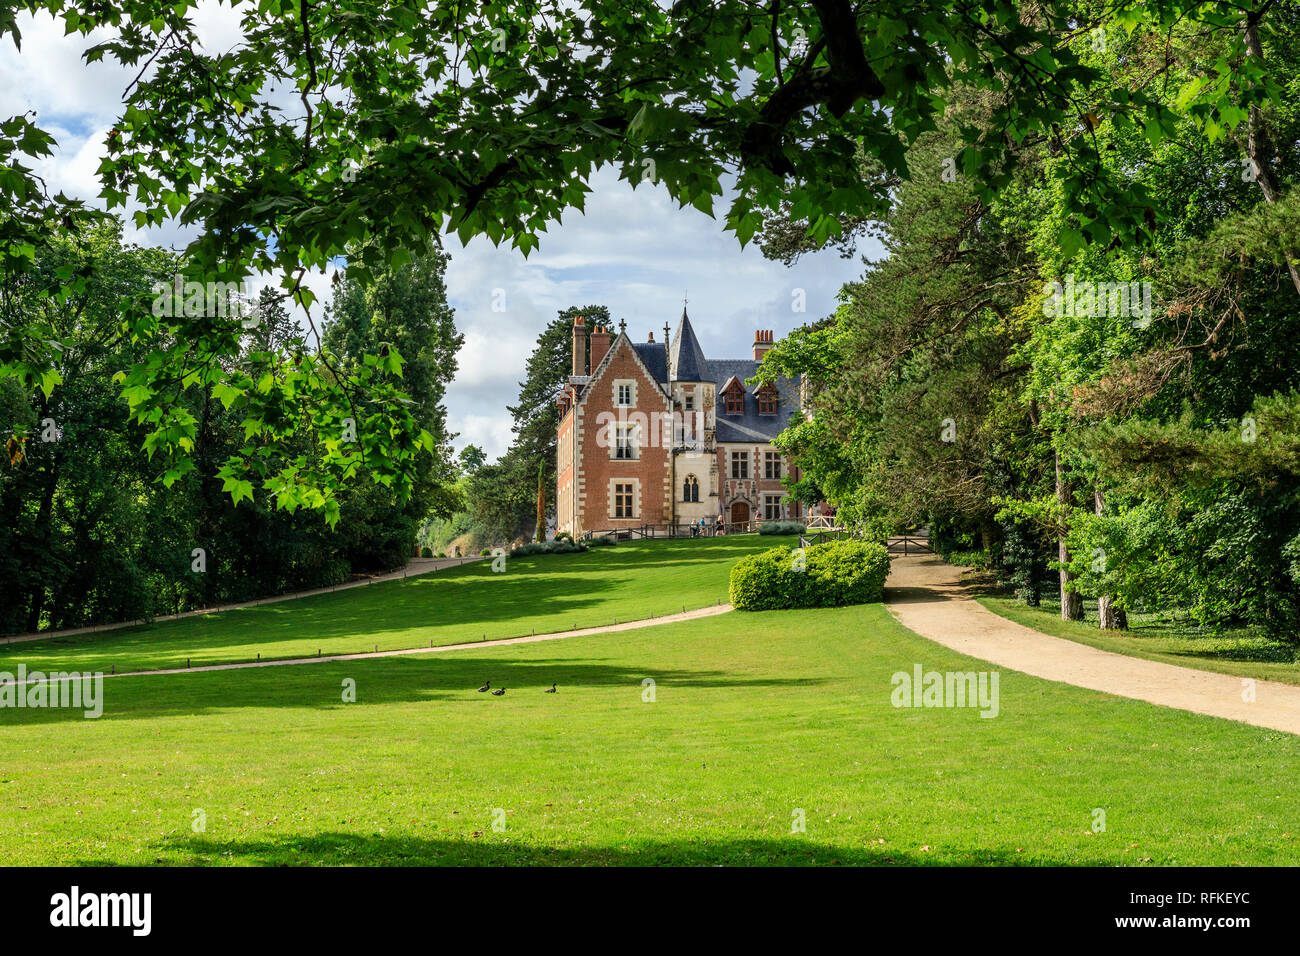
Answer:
3 603 1298 866
979 596 1300 686
0 537 794 675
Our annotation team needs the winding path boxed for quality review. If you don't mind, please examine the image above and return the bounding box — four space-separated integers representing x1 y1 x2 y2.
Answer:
16 546 1300 737
26 603 735 681
885 552 1300 736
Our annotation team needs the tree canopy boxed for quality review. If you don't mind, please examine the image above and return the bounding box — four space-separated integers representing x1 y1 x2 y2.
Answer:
4 0 1289 518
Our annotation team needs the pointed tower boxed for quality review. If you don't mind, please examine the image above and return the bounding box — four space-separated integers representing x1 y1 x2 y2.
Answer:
669 308 711 384
667 307 717 525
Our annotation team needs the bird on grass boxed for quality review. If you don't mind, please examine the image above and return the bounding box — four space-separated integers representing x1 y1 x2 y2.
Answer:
544 683 557 694
477 680 491 693
491 687 506 696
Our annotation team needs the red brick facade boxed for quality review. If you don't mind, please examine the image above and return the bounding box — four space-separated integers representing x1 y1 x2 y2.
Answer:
557 314 802 536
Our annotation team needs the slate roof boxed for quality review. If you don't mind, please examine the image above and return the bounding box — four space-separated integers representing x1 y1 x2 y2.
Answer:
631 341 668 385
669 309 712 382
708 359 801 443
600 311 800 443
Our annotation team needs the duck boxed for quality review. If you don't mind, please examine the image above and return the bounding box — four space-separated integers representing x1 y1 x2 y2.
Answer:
544 683 557 693
477 680 490 692
491 687 506 696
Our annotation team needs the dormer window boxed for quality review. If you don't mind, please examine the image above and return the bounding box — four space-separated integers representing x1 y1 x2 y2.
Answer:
721 378 745 415
757 384 778 415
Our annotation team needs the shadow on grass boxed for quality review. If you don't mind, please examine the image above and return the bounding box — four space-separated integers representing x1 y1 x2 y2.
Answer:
89 832 1115 866
1 537 791 668
0 655 830 726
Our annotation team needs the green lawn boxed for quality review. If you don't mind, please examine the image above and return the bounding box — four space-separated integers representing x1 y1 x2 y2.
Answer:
0 536 793 675
3 599 1299 865
979 595 1300 686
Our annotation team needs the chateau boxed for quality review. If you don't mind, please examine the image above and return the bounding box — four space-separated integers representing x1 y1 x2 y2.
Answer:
555 310 803 536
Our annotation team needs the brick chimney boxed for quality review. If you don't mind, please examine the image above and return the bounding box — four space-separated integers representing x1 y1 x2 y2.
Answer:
590 324 611 368
572 314 588 376
753 329 774 361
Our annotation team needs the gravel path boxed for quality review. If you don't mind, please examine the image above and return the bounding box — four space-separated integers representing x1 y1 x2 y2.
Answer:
885 552 1300 735
12 603 736 682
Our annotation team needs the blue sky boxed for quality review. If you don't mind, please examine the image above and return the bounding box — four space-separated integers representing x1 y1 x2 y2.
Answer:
1 4 878 460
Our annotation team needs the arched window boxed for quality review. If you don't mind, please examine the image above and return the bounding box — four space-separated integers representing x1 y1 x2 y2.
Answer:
682 474 700 502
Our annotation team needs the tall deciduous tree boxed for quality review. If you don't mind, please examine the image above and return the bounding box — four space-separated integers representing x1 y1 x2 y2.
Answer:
322 242 463 567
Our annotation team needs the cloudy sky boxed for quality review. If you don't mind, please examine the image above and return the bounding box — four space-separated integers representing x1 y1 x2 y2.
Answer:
2 5 877 461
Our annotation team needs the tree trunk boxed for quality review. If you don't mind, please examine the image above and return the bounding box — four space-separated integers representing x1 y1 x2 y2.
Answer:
1056 450 1083 621
979 517 997 555
1243 17 1300 298
1094 487 1128 631
25 462 59 633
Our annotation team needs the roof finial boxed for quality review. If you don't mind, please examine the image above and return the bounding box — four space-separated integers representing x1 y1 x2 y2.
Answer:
618 318 627 335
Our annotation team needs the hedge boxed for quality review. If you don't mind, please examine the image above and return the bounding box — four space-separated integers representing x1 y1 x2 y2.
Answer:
728 539 891 611
509 539 588 557
759 520 806 535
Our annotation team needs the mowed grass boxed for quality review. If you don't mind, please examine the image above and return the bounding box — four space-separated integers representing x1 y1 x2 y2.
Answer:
3 602 1298 865
0 537 793 674
979 596 1300 686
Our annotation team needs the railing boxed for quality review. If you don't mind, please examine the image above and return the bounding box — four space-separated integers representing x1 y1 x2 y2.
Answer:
886 533 934 555
578 516 819 541
798 527 855 546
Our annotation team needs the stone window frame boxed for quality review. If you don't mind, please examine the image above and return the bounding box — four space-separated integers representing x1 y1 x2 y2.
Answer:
610 478 639 519
682 473 700 503
764 451 781 479
612 422 639 461
731 449 749 479
614 379 636 408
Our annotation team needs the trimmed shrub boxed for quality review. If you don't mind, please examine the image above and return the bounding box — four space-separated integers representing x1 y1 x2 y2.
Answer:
479 548 492 556
589 534 617 547
419 546 432 558
729 539 891 611
728 546 813 610
554 531 574 543
509 539 588 558
759 520 806 536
